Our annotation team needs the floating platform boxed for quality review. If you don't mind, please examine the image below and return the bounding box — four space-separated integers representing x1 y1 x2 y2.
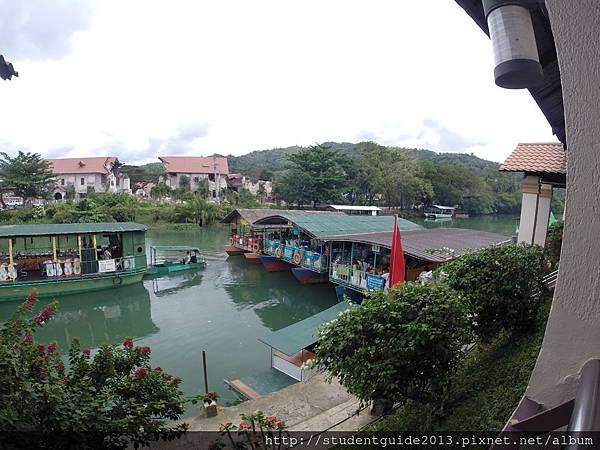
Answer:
260 255 294 272
335 286 364 303
226 368 298 400
224 245 245 256
291 267 328 284
243 252 262 265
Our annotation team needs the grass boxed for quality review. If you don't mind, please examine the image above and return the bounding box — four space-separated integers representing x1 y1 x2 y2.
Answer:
371 300 551 432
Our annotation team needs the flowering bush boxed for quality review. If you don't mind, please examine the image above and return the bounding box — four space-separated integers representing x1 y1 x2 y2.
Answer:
191 391 219 405
0 290 188 449
217 411 287 449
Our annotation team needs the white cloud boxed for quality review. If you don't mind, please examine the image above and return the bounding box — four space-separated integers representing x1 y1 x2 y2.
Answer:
0 0 556 164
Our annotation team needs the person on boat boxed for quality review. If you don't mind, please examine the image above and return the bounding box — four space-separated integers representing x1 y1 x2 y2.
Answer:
381 268 390 290
102 247 112 260
182 251 191 264
190 251 198 263
419 266 433 284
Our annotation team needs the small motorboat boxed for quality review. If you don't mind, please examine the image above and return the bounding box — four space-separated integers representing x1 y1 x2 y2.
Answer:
146 246 206 276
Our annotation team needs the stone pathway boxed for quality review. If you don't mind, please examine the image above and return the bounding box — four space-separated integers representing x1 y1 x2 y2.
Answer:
186 373 376 432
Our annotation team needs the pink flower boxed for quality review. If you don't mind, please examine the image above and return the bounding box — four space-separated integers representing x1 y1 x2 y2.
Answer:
135 368 148 380
82 348 91 356
207 391 218 401
153 367 162 372
47 342 57 353
123 338 133 348
161 373 172 381
24 332 33 343
135 346 151 355
275 420 282 429
55 362 65 370
22 290 37 310
239 420 251 430
37 345 46 353
33 304 54 325
170 377 181 386
266 415 276 423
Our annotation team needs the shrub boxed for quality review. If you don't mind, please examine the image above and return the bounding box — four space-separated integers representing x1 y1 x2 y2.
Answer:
0 290 187 448
545 220 563 269
442 244 548 342
108 204 136 222
315 283 469 409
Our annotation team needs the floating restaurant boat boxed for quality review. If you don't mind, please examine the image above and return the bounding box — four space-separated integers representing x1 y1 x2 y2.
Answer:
327 227 512 301
0 222 148 301
424 204 455 219
146 245 206 275
226 301 355 400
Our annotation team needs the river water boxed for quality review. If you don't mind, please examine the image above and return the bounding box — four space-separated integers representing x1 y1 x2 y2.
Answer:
0 215 517 417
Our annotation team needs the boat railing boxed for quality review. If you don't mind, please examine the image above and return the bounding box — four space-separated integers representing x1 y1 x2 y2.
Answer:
331 264 386 292
264 240 280 255
300 250 325 272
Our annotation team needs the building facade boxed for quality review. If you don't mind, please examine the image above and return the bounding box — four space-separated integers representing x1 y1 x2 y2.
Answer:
48 157 130 200
159 155 229 201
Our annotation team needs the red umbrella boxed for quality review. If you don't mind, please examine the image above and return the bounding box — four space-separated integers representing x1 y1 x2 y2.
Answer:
388 215 405 287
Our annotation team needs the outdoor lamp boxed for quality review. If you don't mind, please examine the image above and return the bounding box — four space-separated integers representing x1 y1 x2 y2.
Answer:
483 0 544 89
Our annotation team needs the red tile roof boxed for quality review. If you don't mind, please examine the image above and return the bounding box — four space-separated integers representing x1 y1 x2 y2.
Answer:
48 157 118 175
159 156 228 175
500 143 566 174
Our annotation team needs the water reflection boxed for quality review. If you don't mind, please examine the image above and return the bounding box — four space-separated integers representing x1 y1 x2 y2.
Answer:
16 283 159 350
150 271 203 297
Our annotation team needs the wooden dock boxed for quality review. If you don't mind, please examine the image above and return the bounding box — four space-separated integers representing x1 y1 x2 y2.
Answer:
226 379 261 400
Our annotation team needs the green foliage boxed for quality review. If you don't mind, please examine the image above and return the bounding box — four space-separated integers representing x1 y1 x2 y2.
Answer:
176 196 219 226
178 175 191 191
442 244 548 342
545 220 564 269
227 188 259 208
0 151 56 203
0 291 187 448
372 301 550 433
120 162 165 184
150 182 172 200
275 144 348 207
315 283 469 407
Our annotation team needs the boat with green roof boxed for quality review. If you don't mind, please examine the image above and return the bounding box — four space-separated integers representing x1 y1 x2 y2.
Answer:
0 222 148 301
146 245 206 275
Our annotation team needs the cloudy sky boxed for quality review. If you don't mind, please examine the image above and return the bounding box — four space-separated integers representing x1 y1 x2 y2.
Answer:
0 0 556 164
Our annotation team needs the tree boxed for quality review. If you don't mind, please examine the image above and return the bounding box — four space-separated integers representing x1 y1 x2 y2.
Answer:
150 182 172 200
315 283 469 412
178 196 219 226
178 175 191 191
0 151 55 204
0 291 187 448
442 244 549 342
280 144 348 208
257 183 267 204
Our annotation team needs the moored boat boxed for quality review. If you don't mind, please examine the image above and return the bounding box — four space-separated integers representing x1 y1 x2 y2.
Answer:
424 204 455 219
0 222 148 301
243 252 262 265
146 246 206 275
291 267 328 284
224 245 245 256
260 255 294 272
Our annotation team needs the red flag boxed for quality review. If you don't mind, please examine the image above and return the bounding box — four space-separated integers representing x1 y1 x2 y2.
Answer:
388 214 405 287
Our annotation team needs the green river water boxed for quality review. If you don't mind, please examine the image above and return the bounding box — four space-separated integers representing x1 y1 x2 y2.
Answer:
0 215 517 417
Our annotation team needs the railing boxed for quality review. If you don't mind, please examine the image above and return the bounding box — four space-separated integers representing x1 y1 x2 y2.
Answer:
265 241 326 273
543 269 559 290
331 263 386 292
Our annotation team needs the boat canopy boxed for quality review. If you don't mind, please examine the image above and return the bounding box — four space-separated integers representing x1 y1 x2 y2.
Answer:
0 222 147 238
150 245 200 252
258 301 356 356
431 205 455 211
255 214 421 239
328 205 382 212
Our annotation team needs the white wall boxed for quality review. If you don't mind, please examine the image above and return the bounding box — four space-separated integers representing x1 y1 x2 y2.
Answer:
526 0 600 410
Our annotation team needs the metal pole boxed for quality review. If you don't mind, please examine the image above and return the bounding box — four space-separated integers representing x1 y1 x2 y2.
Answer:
202 350 209 394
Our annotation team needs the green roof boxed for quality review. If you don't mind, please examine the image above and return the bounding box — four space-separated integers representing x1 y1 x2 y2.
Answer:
258 301 356 356
272 214 421 238
0 222 148 238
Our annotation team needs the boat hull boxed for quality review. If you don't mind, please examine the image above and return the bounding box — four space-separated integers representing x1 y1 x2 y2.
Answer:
0 270 146 302
424 213 453 219
334 285 364 303
224 245 245 256
291 267 328 284
244 252 262 265
260 255 293 272
146 261 205 276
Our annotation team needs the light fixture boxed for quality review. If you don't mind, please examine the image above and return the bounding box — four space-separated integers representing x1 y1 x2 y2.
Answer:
483 0 544 89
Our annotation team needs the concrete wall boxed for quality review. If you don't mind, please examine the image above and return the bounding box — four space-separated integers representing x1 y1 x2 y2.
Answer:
525 0 600 409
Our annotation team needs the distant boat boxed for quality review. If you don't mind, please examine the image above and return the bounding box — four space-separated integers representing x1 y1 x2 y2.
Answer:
424 205 455 219
146 246 206 275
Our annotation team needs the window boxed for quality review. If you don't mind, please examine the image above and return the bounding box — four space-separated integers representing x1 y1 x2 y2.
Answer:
212 190 216 198
193 176 200 183
208 174 215 182
60 178 65 186
80 177 85 186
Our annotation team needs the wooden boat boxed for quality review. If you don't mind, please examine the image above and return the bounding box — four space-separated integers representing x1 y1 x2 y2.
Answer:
224 245 245 256
146 246 206 275
0 222 148 301
243 252 262 265
424 204 455 219
260 255 294 272
291 267 328 284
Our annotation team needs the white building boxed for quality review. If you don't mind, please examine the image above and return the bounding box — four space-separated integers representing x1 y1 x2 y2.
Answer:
48 157 130 200
159 155 228 201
